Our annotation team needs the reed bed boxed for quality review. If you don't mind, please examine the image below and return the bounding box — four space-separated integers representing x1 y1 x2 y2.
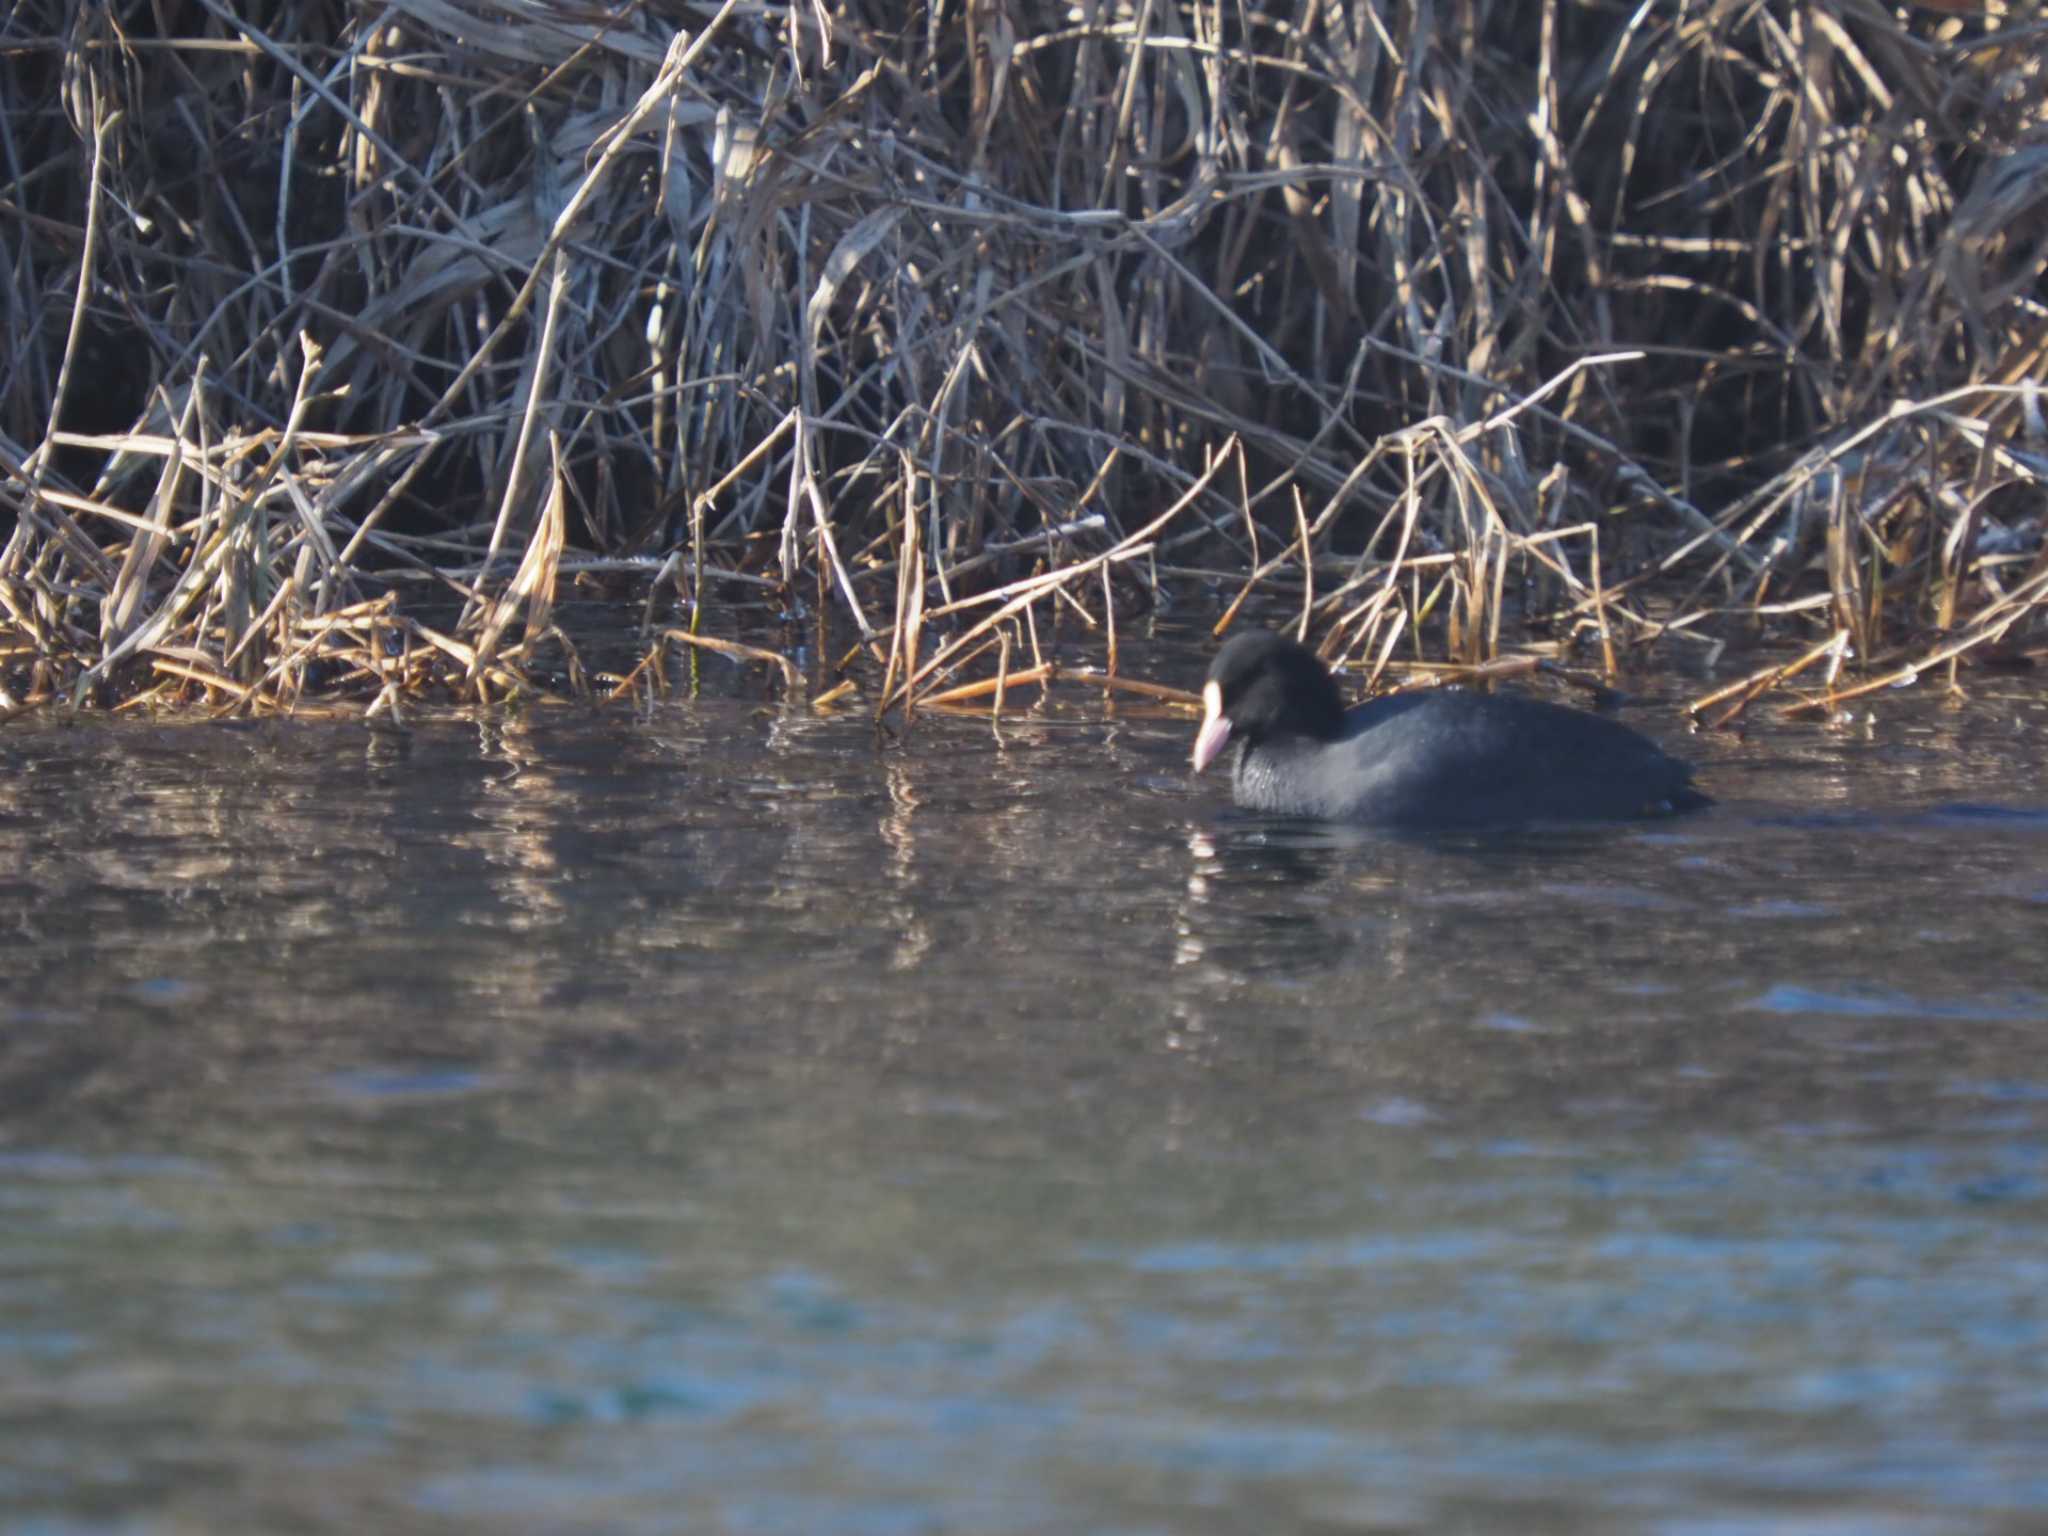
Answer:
0 1 2042 727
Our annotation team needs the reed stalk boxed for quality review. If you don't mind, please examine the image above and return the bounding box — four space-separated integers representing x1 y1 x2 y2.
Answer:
0 2 2039 724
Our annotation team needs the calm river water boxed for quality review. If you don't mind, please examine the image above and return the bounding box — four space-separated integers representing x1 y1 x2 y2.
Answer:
5 632 2048 1534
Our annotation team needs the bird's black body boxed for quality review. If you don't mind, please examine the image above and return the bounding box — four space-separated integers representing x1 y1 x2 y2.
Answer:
1192 631 1707 827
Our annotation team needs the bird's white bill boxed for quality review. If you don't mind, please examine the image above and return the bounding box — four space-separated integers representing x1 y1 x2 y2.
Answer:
1191 681 1231 772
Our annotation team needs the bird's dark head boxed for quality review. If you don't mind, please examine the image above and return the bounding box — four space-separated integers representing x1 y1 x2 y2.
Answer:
1191 630 1348 773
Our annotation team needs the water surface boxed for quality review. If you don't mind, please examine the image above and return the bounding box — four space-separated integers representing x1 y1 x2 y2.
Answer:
4 640 2048 1533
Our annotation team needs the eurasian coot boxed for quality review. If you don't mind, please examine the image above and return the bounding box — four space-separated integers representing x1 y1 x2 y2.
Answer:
1190 630 1708 826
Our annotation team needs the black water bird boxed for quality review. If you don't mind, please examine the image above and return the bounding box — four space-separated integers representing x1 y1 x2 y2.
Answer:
1191 630 1708 826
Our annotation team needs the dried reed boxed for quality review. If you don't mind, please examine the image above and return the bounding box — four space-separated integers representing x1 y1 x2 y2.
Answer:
0 2 2041 726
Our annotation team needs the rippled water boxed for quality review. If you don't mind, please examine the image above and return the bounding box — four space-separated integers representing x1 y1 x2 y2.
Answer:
5 636 2048 1534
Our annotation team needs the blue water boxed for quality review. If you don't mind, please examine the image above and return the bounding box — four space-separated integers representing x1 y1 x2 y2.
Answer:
3 648 2048 1534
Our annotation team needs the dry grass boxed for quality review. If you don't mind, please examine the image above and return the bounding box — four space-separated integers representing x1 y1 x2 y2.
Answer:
0 0 2043 726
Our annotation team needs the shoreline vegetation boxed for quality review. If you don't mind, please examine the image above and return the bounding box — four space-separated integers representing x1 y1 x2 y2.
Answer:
0 2 2043 730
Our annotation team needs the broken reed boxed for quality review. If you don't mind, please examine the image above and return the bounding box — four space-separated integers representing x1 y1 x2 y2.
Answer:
0 1 2042 727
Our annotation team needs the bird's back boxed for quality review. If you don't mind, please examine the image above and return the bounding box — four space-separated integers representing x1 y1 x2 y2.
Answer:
1233 687 1702 825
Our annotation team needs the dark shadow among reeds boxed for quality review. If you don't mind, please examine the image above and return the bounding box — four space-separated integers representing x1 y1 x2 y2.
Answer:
0 1 2042 726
